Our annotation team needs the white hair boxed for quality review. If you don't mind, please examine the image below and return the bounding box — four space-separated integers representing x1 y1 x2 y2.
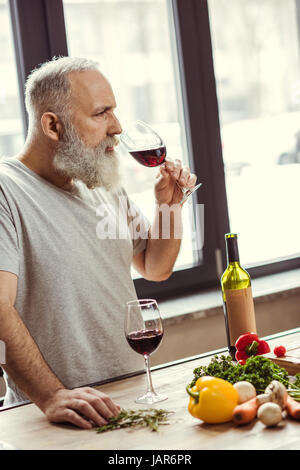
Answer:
24 56 99 138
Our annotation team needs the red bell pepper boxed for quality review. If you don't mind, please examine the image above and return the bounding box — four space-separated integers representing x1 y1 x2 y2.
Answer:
235 332 270 364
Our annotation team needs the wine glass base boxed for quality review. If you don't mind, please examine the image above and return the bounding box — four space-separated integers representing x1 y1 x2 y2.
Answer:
135 391 168 405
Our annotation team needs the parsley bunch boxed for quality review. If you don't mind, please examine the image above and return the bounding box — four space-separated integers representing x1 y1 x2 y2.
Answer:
190 354 289 393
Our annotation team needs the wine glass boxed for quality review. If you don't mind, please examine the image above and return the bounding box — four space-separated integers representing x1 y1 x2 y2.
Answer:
125 299 167 404
120 120 202 204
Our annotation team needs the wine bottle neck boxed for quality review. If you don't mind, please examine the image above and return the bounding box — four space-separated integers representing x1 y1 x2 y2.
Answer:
228 261 240 267
226 236 240 264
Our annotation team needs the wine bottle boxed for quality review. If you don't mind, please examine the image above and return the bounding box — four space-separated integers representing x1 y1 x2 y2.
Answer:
221 233 257 360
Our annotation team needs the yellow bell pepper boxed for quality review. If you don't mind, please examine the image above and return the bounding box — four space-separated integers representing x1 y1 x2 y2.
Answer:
186 376 238 423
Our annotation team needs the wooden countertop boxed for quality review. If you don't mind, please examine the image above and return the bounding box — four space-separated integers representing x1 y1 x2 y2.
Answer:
1 328 300 450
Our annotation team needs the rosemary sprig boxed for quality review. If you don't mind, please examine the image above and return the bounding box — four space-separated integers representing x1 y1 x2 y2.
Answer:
95 408 174 433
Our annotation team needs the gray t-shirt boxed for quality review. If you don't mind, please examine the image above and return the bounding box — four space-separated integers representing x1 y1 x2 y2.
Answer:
0 157 149 406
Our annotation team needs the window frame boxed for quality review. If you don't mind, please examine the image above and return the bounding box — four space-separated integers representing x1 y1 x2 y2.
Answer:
7 0 300 301
9 0 68 131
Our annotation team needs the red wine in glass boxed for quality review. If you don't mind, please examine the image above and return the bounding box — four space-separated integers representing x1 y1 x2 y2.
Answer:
126 328 163 355
129 146 166 167
120 120 203 203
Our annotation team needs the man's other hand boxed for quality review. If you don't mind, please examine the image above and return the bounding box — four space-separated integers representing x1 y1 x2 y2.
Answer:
41 387 121 429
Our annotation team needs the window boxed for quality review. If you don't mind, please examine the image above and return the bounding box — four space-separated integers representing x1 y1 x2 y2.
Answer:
62 0 199 275
208 0 300 266
0 0 24 158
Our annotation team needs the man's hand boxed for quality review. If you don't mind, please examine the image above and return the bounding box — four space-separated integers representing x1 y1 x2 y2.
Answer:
41 387 121 429
154 158 197 206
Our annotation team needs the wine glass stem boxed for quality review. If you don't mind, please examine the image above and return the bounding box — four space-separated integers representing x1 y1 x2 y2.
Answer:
144 354 155 394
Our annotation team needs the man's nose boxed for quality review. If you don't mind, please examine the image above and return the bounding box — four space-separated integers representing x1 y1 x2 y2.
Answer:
108 113 122 136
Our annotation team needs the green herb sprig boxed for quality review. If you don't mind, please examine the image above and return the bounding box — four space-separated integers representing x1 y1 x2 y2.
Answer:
294 373 300 388
96 408 174 433
286 372 300 401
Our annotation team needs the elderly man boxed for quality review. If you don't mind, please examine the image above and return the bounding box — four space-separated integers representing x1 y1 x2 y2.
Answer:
0 57 197 429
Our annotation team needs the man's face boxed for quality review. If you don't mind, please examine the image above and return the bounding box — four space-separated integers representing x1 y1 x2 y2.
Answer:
53 69 123 191
68 69 122 148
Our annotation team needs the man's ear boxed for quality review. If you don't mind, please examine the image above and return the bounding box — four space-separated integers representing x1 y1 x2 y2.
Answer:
40 112 63 142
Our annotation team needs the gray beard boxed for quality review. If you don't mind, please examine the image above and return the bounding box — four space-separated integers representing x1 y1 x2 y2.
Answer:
53 121 121 192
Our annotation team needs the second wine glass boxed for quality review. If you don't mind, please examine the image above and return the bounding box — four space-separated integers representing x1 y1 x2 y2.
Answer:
125 299 167 404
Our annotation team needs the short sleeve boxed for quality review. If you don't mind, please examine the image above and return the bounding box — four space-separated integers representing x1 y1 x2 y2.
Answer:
0 188 19 276
121 190 151 256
